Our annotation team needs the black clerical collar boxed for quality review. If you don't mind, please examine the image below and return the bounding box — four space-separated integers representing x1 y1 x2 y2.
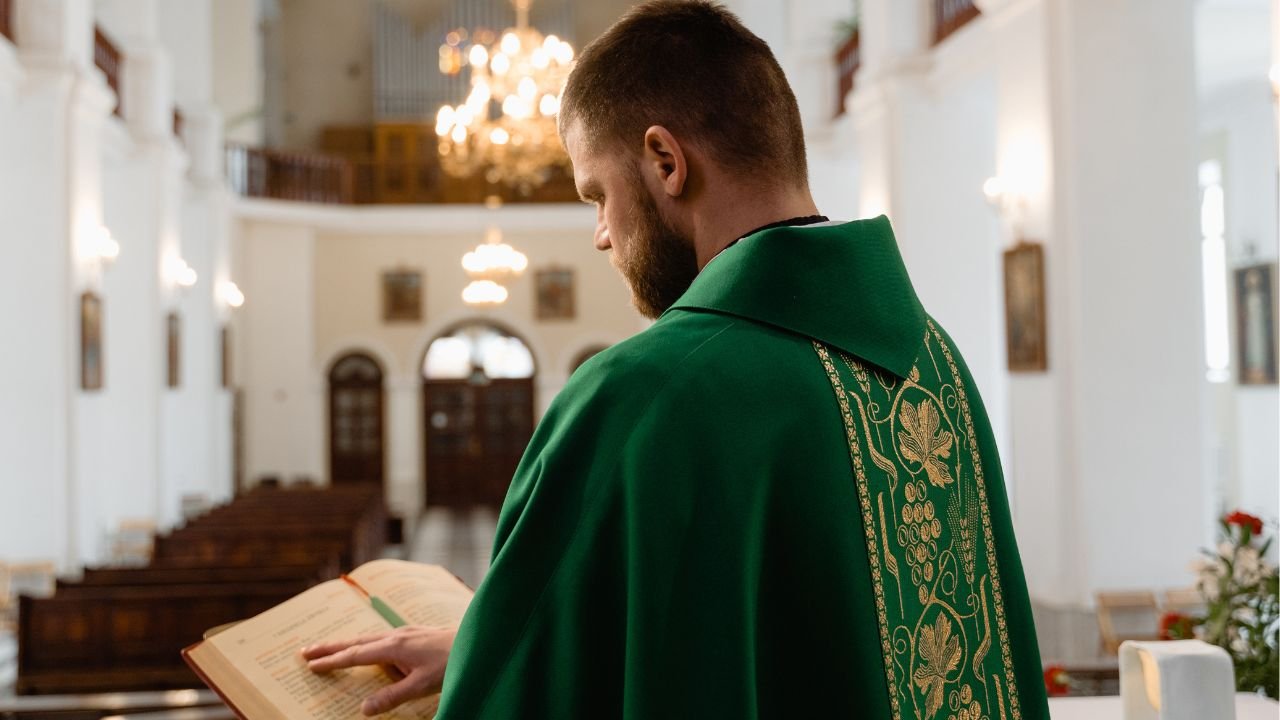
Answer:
736 215 830 242
707 215 829 264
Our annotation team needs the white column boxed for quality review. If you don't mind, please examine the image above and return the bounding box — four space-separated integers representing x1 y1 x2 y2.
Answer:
0 0 113 570
1040 0 1205 601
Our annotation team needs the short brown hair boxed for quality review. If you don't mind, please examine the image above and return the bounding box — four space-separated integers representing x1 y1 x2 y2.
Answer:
560 0 808 187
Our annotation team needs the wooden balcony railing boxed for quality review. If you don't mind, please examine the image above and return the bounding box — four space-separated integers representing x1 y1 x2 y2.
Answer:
834 27 861 117
228 136 580 206
94 26 123 117
934 0 981 45
226 145 355 204
0 0 15 43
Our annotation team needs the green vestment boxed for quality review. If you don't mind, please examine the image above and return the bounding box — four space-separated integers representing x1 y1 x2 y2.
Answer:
437 217 1049 719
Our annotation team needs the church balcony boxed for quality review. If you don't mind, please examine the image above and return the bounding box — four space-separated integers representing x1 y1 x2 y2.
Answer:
226 145 355 205
933 0 981 45
834 26 861 117
227 130 580 206
93 25 122 117
0 0 13 43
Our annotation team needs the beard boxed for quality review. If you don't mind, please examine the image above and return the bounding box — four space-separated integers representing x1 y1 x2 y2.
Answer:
615 173 700 320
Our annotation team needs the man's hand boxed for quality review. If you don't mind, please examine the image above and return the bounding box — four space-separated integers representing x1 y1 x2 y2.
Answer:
301 625 457 716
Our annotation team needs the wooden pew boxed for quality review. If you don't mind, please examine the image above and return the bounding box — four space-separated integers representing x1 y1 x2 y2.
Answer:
17 581 310 695
61 562 337 589
17 486 389 695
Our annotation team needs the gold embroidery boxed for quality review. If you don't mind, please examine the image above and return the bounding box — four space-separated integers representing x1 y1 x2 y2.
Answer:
914 613 962 718
813 342 902 719
898 400 955 488
812 320 1022 720
928 321 1022 720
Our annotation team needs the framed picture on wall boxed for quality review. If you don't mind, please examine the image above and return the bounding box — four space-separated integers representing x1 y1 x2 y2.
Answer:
535 267 575 321
382 269 423 322
1235 262 1277 385
81 291 103 391
1003 241 1048 372
221 325 231 389
166 312 181 388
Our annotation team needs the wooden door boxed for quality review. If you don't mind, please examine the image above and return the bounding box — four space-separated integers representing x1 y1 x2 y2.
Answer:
328 353 385 485
424 378 534 508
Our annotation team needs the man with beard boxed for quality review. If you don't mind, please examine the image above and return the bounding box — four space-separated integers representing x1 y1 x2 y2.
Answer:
304 2 1050 718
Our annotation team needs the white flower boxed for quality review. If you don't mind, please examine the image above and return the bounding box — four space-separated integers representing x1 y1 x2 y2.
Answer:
1234 546 1263 586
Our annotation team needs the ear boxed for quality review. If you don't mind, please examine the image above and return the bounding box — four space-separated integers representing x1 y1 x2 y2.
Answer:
641 125 688 198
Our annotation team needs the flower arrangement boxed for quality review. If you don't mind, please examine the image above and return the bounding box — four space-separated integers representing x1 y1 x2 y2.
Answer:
1042 664 1071 697
1166 510 1278 699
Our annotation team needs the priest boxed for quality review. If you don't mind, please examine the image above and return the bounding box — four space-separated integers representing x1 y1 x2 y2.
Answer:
304 2 1050 718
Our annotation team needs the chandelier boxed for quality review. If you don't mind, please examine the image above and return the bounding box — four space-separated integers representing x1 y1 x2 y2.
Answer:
435 0 575 194
461 227 529 306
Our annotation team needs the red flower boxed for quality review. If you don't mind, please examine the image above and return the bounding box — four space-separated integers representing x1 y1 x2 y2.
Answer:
1159 612 1195 640
1043 664 1071 697
1224 511 1264 536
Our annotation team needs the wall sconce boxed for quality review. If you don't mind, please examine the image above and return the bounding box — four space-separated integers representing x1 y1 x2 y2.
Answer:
165 256 198 289
218 281 246 308
983 176 1030 236
86 225 120 265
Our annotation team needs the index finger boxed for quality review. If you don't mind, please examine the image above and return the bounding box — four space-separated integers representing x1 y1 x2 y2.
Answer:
300 631 393 661
307 636 399 674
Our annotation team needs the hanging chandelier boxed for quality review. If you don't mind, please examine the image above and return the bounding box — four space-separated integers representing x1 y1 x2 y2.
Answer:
461 227 528 307
435 0 575 194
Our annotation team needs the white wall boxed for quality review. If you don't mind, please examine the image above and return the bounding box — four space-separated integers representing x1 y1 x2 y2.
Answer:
234 202 641 519
211 0 262 144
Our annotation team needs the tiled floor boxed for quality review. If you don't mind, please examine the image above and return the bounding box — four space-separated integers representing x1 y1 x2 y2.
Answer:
407 506 499 590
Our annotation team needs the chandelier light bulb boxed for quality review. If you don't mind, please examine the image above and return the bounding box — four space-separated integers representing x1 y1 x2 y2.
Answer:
434 1 575 192
554 41 574 65
491 52 511 76
518 76 538 102
462 280 509 306
501 32 521 55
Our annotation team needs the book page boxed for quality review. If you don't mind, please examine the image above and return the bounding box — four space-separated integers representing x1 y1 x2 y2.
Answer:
203 580 440 719
348 560 474 628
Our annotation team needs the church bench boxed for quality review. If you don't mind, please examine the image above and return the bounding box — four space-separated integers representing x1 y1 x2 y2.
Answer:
60 561 337 589
0 688 222 720
16 581 310 695
150 533 352 569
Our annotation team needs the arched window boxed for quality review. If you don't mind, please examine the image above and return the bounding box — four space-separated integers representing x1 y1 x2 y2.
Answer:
328 353 385 485
422 323 535 508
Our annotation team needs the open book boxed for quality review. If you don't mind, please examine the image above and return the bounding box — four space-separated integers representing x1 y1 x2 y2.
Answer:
183 559 474 720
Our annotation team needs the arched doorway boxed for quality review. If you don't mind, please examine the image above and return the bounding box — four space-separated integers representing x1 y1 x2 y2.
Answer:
422 322 535 509
327 352 386 485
